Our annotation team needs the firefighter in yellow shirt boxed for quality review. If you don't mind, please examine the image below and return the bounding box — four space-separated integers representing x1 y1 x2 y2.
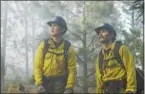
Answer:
95 23 137 94
34 16 76 93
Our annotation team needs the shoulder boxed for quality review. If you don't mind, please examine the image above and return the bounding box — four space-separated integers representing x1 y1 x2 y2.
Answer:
114 41 130 53
64 40 76 53
64 40 71 46
119 44 130 52
119 44 131 56
96 58 99 65
41 38 50 47
37 40 45 49
69 45 75 52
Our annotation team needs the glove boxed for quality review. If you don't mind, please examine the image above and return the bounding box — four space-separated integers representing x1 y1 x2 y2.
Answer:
36 85 46 93
64 88 73 94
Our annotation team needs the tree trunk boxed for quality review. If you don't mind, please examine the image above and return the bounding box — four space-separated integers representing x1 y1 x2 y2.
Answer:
82 1 88 93
132 9 134 29
32 16 36 73
1 1 9 92
141 57 144 70
24 1 29 79
82 33 88 93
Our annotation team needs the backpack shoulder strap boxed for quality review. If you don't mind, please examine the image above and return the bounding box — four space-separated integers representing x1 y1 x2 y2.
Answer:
42 38 49 62
114 41 125 69
64 40 71 64
64 40 71 72
98 49 104 74
63 40 71 85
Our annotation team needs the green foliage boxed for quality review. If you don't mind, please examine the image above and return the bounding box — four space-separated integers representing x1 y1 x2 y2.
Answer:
122 28 143 67
130 0 144 20
122 0 143 25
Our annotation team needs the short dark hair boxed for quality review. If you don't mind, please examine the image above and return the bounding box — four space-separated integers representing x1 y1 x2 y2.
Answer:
112 36 116 42
110 31 116 42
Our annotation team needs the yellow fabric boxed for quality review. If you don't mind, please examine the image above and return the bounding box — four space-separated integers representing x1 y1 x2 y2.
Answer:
34 39 77 89
96 41 137 93
96 59 103 94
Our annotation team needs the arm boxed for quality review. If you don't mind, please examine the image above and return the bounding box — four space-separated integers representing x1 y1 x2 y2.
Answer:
96 58 103 93
34 41 44 86
65 46 77 89
119 45 137 93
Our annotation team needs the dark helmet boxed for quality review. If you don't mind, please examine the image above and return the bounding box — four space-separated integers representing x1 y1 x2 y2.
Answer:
95 23 116 38
47 16 67 34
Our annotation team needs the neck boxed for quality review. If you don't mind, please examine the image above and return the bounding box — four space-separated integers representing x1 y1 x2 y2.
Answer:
51 36 63 43
102 41 113 50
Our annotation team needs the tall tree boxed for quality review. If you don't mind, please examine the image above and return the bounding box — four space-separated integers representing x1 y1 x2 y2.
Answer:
23 1 29 79
122 1 143 69
31 16 36 68
131 0 144 24
1 1 9 92
81 1 88 93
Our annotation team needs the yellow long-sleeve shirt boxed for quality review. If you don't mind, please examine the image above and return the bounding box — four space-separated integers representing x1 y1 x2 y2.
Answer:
34 39 77 89
96 41 137 93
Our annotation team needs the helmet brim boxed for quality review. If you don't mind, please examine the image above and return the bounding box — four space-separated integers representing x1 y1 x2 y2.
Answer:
95 26 105 35
95 26 116 35
47 21 67 34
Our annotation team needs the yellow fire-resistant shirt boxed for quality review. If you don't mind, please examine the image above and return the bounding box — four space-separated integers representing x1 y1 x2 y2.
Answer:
96 41 137 93
34 39 77 89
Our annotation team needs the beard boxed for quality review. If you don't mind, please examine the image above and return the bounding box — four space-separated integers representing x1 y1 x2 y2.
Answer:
51 30 62 37
99 35 110 44
100 40 110 44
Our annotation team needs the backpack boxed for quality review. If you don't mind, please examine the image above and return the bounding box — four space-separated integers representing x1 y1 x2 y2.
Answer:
32 39 71 87
98 41 144 94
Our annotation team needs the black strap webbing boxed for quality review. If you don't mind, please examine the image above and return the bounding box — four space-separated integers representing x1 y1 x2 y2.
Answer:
42 38 49 64
113 41 125 69
98 41 125 74
42 39 71 72
99 49 104 74
64 40 71 73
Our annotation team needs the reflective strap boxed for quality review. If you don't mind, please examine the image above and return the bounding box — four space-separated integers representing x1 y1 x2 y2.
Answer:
47 51 64 55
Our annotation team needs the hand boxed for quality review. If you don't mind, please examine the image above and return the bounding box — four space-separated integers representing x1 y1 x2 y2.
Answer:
64 88 73 94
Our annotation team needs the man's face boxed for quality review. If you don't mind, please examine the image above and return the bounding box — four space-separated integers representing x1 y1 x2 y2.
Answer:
49 23 64 37
98 29 113 43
